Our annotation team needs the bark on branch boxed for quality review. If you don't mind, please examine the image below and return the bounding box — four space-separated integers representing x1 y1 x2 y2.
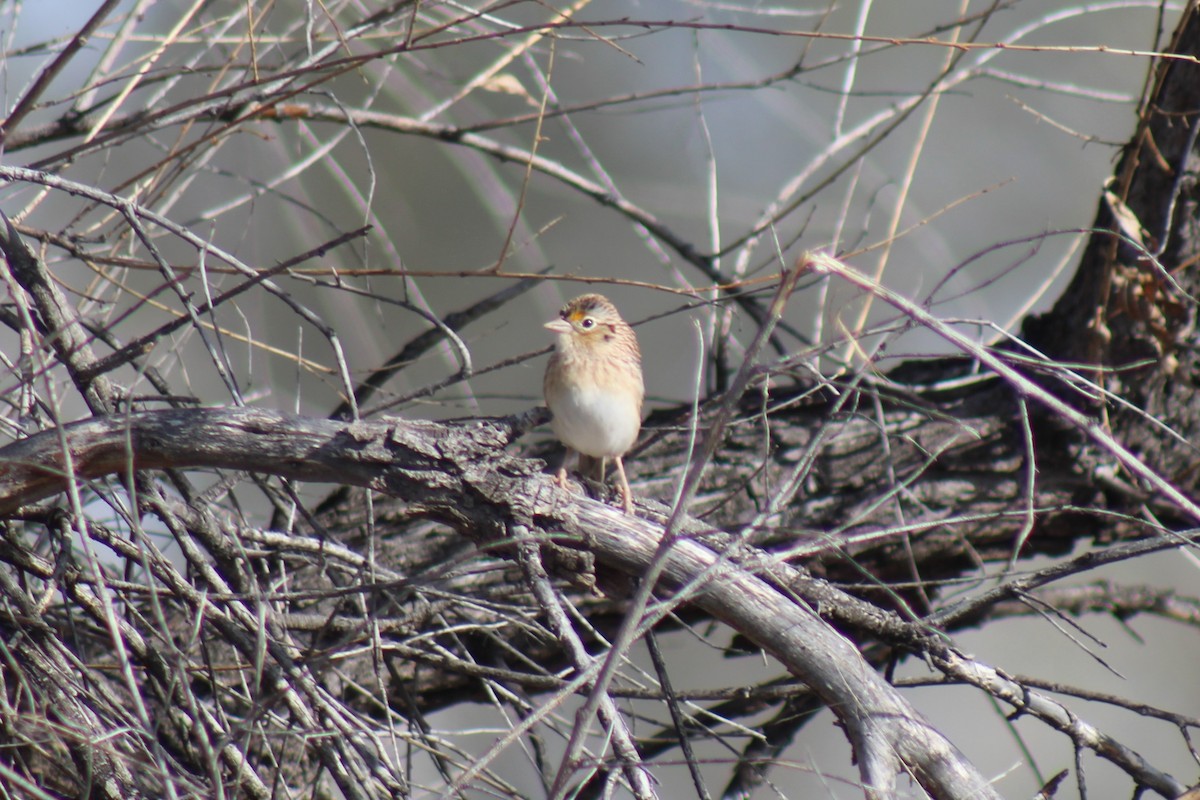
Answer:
0 405 1002 798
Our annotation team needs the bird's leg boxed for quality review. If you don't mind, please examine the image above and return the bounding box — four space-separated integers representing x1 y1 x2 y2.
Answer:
556 448 574 490
613 456 634 515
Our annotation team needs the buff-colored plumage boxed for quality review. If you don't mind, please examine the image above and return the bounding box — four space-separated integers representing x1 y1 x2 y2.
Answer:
543 294 644 514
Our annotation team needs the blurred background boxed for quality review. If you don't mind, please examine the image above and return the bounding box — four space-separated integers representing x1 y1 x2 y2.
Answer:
2 1 1197 797
4 1 1163 417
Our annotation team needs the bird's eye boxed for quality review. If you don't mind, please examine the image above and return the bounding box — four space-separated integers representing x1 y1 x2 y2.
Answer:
580 317 595 329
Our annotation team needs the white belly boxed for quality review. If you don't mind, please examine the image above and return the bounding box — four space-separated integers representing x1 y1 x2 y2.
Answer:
549 382 641 458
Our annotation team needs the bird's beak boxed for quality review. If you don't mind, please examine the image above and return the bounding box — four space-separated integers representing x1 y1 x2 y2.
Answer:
544 319 572 334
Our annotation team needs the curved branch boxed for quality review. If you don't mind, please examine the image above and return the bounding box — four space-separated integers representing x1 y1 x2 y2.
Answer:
0 406 1000 799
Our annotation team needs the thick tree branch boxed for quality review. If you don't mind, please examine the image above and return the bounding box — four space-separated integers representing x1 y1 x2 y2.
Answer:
0 406 1001 798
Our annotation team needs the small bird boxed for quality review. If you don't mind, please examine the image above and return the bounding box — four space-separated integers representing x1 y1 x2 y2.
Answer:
543 293 644 514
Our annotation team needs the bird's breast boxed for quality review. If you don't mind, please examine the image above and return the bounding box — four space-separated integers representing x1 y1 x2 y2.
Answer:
546 379 642 458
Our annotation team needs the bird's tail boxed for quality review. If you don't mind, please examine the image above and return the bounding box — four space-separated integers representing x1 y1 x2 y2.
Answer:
577 454 607 483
